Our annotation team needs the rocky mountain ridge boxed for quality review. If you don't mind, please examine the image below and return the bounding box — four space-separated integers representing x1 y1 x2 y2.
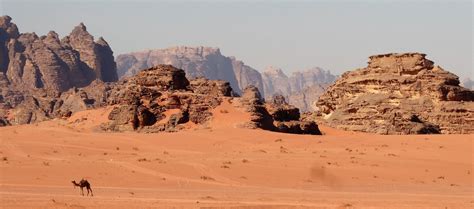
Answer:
116 46 336 112
262 66 336 111
0 16 117 125
116 46 251 95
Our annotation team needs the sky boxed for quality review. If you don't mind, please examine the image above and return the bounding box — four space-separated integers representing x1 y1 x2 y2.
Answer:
1 0 472 79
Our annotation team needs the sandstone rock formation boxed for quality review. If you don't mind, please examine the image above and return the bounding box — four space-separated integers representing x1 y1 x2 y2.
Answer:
230 56 264 97
117 47 336 111
235 87 321 135
316 53 474 134
3 80 112 125
262 66 336 111
103 65 233 132
104 65 320 134
0 16 118 125
262 66 292 97
1 17 117 94
116 46 246 95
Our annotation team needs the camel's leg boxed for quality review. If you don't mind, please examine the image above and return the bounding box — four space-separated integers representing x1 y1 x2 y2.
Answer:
80 187 84 196
88 187 93 197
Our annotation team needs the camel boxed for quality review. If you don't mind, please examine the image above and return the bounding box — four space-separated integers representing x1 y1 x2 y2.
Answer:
71 179 93 196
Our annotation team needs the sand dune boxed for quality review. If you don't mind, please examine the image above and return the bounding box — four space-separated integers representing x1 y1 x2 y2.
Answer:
0 104 472 208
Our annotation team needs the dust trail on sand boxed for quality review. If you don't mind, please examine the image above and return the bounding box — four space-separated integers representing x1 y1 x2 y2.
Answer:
310 163 341 188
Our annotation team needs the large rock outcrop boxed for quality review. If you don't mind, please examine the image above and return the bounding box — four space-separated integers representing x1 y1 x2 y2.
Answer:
4 80 112 125
117 47 336 111
1 16 117 94
316 53 474 134
230 56 264 97
0 16 118 125
116 46 247 95
105 65 320 134
235 86 321 135
103 65 233 132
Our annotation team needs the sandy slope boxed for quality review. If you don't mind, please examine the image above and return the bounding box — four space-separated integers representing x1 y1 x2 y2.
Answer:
0 101 473 209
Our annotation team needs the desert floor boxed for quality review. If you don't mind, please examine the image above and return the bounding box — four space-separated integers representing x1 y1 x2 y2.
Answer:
0 103 473 209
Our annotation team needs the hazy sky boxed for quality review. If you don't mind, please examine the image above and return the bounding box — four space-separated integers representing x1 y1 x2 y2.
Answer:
1 0 472 79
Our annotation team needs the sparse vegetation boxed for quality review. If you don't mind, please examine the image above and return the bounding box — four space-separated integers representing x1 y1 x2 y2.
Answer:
219 109 229 114
137 158 150 162
280 146 289 153
154 158 166 164
200 176 215 181
340 203 354 209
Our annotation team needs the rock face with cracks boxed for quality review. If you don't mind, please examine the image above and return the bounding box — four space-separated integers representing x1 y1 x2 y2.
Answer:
104 65 321 134
0 16 117 125
103 65 230 132
316 53 474 134
116 46 337 111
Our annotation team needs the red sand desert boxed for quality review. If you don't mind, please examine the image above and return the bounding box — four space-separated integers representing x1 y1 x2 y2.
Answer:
1 102 473 209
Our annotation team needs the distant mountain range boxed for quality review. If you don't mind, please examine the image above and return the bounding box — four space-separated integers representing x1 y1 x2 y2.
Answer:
116 46 336 111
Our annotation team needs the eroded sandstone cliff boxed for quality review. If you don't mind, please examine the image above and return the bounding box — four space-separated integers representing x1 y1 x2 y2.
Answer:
262 66 336 111
116 46 251 95
0 16 118 125
117 47 336 112
103 64 321 134
316 53 474 134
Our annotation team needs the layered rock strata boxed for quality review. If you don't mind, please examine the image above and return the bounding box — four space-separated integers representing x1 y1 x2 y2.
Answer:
316 53 474 134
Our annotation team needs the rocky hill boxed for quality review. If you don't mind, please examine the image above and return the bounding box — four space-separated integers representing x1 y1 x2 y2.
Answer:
103 64 321 134
116 46 257 95
262 66 335 111
116 47 336 111
315 53 474 134
0 16 117 125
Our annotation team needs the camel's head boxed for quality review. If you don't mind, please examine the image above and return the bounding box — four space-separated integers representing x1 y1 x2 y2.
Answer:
71 180 77 188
